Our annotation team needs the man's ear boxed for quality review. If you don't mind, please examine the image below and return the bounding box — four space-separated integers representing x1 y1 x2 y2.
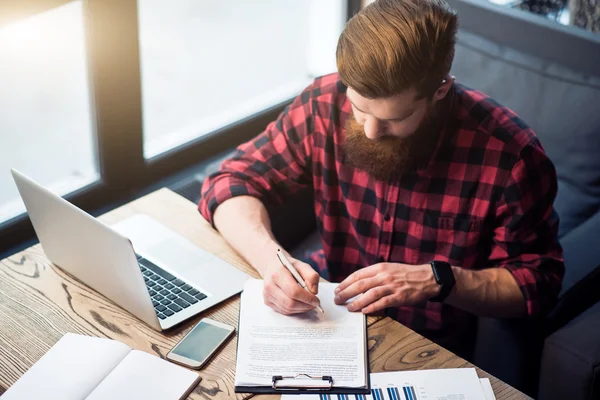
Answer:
432 75 455 102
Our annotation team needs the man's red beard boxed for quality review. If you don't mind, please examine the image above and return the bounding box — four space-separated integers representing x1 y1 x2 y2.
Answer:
343 106 441 182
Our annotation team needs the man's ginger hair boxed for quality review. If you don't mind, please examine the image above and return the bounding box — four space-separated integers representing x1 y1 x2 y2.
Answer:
337 0 458 99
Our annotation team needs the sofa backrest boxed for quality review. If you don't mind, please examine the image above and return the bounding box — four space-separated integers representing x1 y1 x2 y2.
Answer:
447 0 600 238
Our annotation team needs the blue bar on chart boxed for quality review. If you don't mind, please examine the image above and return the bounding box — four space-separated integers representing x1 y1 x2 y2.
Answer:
318 386 416 400
401 386 417 400
318 394 367 400
371 388 384 400
382 386 419 400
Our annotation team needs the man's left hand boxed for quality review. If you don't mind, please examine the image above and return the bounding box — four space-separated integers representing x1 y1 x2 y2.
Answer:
334 262 441 314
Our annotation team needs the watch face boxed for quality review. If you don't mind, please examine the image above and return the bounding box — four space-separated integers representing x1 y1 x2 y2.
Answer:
432 261 455 284
430 261 455 302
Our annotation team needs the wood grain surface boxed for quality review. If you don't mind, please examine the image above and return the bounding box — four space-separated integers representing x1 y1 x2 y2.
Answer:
0 189 530 399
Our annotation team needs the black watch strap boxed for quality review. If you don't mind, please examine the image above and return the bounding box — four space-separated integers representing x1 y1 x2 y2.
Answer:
430 261 455 303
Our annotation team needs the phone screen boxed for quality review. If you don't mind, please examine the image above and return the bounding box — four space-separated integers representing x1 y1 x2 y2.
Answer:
171 321 231 363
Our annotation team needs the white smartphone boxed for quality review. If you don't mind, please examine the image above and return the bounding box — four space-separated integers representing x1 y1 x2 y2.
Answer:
166 318 235 369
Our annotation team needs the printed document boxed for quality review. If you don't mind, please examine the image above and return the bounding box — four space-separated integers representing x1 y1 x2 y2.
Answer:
235 279 368 389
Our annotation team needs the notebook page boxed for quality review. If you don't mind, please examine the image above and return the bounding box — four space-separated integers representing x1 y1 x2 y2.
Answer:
85 350 201 400
3 333 131 400
235 279 367 388
479 378 496 400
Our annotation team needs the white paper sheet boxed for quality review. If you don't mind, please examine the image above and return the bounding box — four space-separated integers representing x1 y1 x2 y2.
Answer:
2 333 131 400
479 378 496 400
235 279 367 389
85 350 200 400
281 368 489 400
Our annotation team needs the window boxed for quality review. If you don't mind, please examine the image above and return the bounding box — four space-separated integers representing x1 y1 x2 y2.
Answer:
488 1 570 26
138 0 346 159
488 1 600 33
0 1 98 224
1 0 355 254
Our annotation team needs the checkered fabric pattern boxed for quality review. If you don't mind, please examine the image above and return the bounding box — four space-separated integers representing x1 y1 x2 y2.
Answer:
199 73 564 339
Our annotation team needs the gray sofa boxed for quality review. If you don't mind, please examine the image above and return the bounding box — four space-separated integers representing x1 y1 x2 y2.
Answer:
186 1 600 398
447 1 600 398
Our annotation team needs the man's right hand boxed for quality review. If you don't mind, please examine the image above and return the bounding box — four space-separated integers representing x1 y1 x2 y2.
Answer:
261 254 321 315
211 197 321 315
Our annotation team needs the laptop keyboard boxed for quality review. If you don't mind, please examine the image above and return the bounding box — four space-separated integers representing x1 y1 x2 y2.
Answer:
136 255 207 320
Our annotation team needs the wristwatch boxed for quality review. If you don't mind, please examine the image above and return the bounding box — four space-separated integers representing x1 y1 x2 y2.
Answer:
429 261 455 302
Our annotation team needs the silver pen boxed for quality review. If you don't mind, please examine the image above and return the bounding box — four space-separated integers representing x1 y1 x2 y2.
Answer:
277 249 324 313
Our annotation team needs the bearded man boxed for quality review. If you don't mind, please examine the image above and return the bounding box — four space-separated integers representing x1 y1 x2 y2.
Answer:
199 0 564 356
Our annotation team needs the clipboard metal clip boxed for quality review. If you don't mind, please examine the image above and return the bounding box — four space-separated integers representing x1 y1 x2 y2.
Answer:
272 374 333 391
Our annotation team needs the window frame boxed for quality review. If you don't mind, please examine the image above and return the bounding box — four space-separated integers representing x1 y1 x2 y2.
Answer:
0 0 359 255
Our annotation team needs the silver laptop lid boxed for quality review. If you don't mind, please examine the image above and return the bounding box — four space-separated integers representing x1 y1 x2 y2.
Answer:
11 169 161 331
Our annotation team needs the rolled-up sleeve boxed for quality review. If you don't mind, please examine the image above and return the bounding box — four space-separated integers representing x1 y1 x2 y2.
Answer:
198 84 315 226
490 139 565 316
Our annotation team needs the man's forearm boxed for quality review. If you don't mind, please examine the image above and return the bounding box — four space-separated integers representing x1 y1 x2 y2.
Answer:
444 267 527 318
213 196 281 276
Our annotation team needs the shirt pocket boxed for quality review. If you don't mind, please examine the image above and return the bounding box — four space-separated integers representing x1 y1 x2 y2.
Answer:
402 209 483 267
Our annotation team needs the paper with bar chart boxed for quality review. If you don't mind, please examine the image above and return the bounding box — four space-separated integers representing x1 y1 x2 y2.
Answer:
282 368 493 400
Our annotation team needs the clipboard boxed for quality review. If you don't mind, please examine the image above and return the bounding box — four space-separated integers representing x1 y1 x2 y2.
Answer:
235 370 372 394
234 342 372 394
233 281 371 395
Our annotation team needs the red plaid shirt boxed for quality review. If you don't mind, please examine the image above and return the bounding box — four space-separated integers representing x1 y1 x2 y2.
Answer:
199 73 564 339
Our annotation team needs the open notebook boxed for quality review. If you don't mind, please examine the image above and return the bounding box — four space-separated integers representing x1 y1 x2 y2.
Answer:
3 333 201 400
235 279 369 394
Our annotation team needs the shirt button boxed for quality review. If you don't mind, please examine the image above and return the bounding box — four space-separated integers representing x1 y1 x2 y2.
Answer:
384 214 391 221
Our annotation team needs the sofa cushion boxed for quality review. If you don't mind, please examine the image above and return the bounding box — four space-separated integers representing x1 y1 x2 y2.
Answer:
539 300 600 400
559 209 600 294
451 30 600 237
474 317 545 396
545 209 600 332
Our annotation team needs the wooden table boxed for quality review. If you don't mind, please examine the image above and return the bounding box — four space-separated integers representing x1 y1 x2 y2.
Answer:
0 189 529 399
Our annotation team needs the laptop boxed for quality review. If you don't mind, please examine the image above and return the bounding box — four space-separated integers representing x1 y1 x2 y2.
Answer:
11 169 251 331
